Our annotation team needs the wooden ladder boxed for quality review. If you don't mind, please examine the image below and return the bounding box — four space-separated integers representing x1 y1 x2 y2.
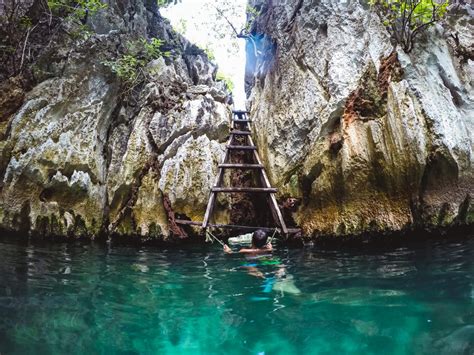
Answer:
201 110 288 235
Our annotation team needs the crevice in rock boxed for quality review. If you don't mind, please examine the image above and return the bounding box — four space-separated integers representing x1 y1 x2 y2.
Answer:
455 194 471 224
437 202 451 225
104 102 126 171
409 196 423 226
109 160 159 236
328 130 343 156
449 32 474 65
292 53 330 100
0 76 28 124
319 23 328 37
420 150 459 195
284 0 304 32
39 181 88 204
437 66 464 107
163 194 187 238
13 202 31 234
300 163 323 204
149 80 188 114
228 130 271 227
108 101 189 239
101 101 136 237
366 126 390 192
279 197 300 228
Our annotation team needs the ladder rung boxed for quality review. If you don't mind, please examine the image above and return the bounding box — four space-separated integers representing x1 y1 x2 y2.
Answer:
233 119 251 123
232 110 250 114
176 219 301 234
212 187 277 193
218 163 263 169
226 145 256 150
230 130 251 135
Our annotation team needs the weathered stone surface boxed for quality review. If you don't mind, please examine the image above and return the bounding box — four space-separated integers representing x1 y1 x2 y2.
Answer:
159 134 226 222
246 0 473 236
1 63 117 236
0 0 232 239
3 0 471 241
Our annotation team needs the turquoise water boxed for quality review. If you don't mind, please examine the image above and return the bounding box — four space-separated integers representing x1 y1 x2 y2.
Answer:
0 236 473 354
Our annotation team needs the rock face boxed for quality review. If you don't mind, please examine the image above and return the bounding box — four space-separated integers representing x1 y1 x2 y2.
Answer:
246 1 473 237
0 0 231 239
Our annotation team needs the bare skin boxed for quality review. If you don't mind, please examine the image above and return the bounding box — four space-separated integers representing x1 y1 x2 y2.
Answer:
223 243 273 254
223 243 273 279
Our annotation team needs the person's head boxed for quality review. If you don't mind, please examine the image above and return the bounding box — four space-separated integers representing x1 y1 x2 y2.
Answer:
252 229 268 248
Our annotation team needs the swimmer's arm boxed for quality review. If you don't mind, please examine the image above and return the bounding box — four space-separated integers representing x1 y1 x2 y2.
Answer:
224 244 273 254
239 244 273 254
224 245 264 254
238 248 259 253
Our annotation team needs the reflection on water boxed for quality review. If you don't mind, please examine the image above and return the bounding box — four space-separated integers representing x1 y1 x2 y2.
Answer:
0 236 473 354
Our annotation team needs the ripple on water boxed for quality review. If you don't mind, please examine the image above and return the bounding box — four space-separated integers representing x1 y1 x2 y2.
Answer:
0 236 473 354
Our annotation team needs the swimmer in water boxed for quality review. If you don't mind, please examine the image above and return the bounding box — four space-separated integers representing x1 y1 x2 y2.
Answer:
223 229 272 255
224 229 272 278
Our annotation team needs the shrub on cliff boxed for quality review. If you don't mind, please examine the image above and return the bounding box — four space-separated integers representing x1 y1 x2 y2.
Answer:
0 0 107 80
47 0 107 21
216 71 234 91
103 37 170 93
369 0 449 53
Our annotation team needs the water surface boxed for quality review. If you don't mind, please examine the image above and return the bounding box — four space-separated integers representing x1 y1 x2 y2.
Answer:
0 235 473 354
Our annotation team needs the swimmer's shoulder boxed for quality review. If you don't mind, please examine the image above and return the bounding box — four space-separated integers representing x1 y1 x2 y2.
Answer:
238 247 273 254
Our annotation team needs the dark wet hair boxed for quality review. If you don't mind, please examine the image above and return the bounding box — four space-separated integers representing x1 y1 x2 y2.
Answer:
252 229 268 248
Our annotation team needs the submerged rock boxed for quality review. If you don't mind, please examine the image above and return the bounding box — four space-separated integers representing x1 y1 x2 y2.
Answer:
434 325 474 354
246 0 473 237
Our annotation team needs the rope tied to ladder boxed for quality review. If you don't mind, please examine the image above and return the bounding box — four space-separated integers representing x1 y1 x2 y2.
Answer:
267 228 278 245
205 230 225 247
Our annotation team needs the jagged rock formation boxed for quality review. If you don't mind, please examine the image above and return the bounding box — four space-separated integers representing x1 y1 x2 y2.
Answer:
246 1 473 237
0 0 231 239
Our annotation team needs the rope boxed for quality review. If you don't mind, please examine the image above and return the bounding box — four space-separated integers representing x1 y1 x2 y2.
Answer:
267 228 278 245
205 230 225 247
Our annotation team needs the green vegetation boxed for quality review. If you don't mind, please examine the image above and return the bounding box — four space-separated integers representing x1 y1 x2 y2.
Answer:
69 24 94 40
202 45 216 62
47 0 107 20
369 0 449 53
216 71 234 92
103 38 170 90
157 0 180 7
244 5 261 33
0 0 107 79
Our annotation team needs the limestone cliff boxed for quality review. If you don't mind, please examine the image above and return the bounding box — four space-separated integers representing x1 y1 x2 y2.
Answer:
246 1 473 237
0 0 231 239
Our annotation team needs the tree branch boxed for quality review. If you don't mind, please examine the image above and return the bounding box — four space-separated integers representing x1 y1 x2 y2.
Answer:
214 5 259 60
213 6 241 37
19 24 38 70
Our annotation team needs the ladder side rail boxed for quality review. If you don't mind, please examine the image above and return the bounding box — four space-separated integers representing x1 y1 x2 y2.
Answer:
248 135 289 235
202 133 233 229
